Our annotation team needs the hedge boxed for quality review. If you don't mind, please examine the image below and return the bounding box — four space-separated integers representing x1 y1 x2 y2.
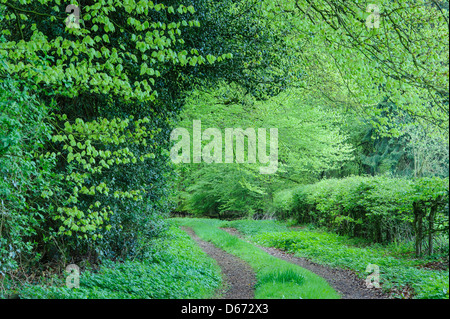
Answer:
271 176 449 255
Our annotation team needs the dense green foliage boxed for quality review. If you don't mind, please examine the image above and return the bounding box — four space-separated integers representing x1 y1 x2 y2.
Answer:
1 0 291 278
1 0 215 272
0 78 55 275
276 0 449 137
172 86 355 218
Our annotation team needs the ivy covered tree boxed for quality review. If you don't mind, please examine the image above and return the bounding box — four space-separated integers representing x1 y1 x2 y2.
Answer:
0 0 294 265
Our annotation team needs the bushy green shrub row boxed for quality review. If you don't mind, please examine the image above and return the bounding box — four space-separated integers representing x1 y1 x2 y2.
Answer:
271 176 449 252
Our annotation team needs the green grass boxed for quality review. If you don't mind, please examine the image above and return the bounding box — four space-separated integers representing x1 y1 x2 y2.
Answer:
222 219 289 235
258 269 305 286
13 224 222 299
225 219 449 299
12 217 446 299
173 218 340 299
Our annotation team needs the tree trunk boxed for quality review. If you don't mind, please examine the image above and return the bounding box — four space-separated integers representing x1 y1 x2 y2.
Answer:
413 201 424 257
428 204 437 256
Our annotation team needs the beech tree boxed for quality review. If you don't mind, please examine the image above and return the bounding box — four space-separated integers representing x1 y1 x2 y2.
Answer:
267 0 449 136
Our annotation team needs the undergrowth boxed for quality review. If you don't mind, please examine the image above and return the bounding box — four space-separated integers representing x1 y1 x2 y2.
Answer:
3 224 221 299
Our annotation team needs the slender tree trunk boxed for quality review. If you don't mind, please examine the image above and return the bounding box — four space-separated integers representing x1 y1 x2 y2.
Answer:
413 201 424 257
428 204 437 256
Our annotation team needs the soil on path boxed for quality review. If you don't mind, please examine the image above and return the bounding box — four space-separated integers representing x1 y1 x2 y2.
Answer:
181 226 256 299
221 227 392 299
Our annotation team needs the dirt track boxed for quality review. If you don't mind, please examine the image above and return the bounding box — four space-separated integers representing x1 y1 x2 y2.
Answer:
182 226 391 299
221 227 391 299
182 226 256 299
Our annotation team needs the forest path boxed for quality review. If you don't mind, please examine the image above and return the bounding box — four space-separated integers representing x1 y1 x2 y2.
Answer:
221 227 391 299
182 224 391 299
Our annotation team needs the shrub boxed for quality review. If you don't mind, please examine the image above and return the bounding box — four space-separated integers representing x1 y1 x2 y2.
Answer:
271 176 449 254
0 78 56 275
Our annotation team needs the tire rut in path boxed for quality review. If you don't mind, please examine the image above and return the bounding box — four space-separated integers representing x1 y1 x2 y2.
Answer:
221 227 391 299
181 226 256 299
